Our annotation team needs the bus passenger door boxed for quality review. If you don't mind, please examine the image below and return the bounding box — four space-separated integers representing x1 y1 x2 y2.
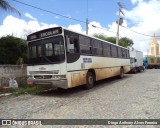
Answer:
65 35 81 87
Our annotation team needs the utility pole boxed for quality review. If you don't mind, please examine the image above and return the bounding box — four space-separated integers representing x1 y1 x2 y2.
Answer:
86 0 89 35
86 18 89 35
116 2 124 45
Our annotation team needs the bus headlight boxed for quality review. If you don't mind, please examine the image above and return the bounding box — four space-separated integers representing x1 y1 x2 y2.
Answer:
27 75 34 79
52 75 66 80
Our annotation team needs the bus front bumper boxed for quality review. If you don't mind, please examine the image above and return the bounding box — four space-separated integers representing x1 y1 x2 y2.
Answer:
27 79 68 89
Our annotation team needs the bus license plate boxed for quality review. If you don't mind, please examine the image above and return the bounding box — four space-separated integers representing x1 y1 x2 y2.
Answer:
27 81 33 85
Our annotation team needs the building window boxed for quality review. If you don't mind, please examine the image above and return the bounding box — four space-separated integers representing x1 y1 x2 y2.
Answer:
150 58 154 63
151 47 154 55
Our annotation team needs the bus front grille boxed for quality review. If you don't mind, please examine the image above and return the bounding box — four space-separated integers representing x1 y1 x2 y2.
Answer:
34 75 52 79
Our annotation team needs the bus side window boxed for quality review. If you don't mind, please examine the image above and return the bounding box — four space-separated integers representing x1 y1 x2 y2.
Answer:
118 47 122 58
69 37 74 53
79 35 92 54
122 49 126 58
127 50 130 59
66 35 79 53
103 43 111 57
126 49 129 59
66 36 72 53
72 38 79 53
111 45 117 57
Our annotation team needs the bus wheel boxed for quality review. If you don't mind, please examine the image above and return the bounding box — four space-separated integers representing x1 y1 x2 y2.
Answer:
133 68 137 74
85 72 95 89
119 68 124 79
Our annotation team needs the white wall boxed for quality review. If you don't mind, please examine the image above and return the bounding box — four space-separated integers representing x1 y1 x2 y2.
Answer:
0 65 27 87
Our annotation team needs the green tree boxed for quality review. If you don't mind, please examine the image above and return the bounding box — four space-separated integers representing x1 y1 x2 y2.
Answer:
0 35 28 64
94 34 134 48
94 34 116 43
0 0 20 16
119 37 134 47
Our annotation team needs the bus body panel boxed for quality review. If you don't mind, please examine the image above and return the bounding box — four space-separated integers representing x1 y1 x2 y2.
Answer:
66 55 130 88
27 62 68 89
67 66 130 88
67 70 87 88
67 56 130 71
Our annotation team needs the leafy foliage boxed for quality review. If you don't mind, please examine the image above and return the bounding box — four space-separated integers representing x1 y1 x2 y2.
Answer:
119 37 134 47
94 34 116 43
0 35 28 64
94 34 134 47
0 0 21 16
9 86 45 95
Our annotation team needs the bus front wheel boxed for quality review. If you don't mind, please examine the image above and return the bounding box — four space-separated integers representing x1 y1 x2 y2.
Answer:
85 72 95 89
133 68 137 74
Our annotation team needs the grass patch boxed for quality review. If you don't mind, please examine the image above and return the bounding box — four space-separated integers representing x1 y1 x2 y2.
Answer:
9 85 45 95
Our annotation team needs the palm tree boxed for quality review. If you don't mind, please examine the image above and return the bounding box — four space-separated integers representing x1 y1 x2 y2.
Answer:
0 0 21 16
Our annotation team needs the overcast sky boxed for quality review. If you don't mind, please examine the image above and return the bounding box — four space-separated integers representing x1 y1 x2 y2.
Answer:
0 0 160 54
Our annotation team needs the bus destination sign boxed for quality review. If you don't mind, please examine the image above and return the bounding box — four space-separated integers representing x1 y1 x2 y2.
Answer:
27 27 62 41
40 29 59 38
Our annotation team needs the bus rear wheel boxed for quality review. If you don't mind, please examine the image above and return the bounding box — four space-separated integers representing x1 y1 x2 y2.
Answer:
85 72 95 89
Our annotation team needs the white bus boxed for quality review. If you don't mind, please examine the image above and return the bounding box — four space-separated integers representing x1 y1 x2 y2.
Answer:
27 27 130 89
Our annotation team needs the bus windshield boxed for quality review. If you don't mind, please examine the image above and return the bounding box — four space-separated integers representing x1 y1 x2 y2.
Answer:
28 36 65 65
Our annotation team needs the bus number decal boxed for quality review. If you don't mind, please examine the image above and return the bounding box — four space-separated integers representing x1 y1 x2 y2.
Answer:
83 58 92 63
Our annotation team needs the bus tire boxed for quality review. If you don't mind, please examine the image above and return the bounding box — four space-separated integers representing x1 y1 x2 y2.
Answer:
85 72 95 89
133 68 137 74
119 68 124 79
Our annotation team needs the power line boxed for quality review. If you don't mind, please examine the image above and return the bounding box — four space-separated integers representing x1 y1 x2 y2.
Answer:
13 0 86 24
91 25 116 34
121 25 160 37
13 0 159 38
13 0 117 35
91 25 123 37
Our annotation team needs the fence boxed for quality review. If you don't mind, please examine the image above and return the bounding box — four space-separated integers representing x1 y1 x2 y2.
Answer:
0 65 27 87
